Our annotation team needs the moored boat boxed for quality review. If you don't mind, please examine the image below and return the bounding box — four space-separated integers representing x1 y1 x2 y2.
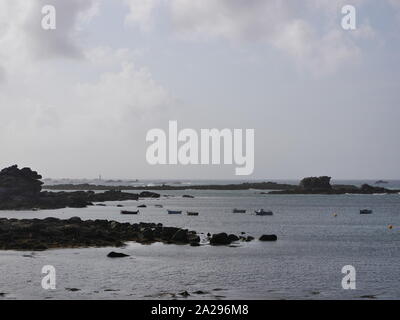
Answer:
255 209 273 216
187 211 199 216
233 208 246 213
360 209 373 214
167 210 182 214
121 210 139 215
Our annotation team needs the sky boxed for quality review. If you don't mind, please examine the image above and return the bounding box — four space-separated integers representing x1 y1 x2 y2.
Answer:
0 0 399 180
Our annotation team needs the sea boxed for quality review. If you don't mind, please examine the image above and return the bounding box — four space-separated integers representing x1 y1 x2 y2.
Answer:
0 179 399 300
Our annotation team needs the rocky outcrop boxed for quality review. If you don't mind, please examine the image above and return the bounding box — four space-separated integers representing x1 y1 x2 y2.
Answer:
269 176 400 195
0 165 162 210
0 218 205 250
299 176 332 191
0 165 43 198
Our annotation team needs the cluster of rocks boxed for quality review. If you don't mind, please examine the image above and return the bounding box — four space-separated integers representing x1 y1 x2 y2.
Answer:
0 165 160 210
269 176 399 195
209 232 277 245
0 217 200 250
0 217 277 250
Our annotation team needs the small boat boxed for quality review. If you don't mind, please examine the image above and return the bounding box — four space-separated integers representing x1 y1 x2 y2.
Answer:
137 204 147 208
233 208 246 213
255 209 273 216
155 204 163 208
121 210 139 215
167 210 182 214
187 211 199 216
360 209 373 214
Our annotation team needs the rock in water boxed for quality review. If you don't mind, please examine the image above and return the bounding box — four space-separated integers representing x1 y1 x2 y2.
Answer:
171 229 188 243
107 251 130 258
299 176 332 191
210 233 231 245
259 234 278 241
139 191 160 198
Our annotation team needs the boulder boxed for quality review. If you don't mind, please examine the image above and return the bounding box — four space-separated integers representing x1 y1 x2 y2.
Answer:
107 251 130 258
228 234 240 242
171 229 188 243
210 233 231 245
259 234 278 241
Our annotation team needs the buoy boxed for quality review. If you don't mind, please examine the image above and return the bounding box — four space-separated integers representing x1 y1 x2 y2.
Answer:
333 213 337 217
388 225 393 230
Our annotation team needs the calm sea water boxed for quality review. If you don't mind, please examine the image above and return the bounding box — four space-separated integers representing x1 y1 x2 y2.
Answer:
0 180 399 300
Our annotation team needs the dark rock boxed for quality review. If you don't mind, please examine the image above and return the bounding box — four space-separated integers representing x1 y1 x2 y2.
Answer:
179 291 190 297
259 234 278 241
139 191 160 198
161 227 180 241
182 195 194 198
190 242 200 247
245 236 254 242
228 234 240 242
300 176 332 191
142 228 154 241
107 251 130 258
193 290 207 294
68 217 82 223
210 233 231 245
188 233 200 243
0 165 43 198
137 204 147 208
171 229 188 243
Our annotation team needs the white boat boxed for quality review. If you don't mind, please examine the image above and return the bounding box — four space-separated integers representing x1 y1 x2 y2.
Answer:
233 208 246 213
187 211 199 216
360 209 373 214
155 204 163 208
167 210 182 214
255 209 273 216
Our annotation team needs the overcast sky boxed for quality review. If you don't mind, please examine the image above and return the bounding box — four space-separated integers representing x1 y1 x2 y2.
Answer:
0 0 399 180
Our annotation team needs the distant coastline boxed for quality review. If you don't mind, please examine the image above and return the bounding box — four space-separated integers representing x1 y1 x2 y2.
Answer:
43 178 400 195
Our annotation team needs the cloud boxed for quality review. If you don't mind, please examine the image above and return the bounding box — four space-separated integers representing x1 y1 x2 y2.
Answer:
123 0 162 31
0 0 98 62
122 0 378 75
